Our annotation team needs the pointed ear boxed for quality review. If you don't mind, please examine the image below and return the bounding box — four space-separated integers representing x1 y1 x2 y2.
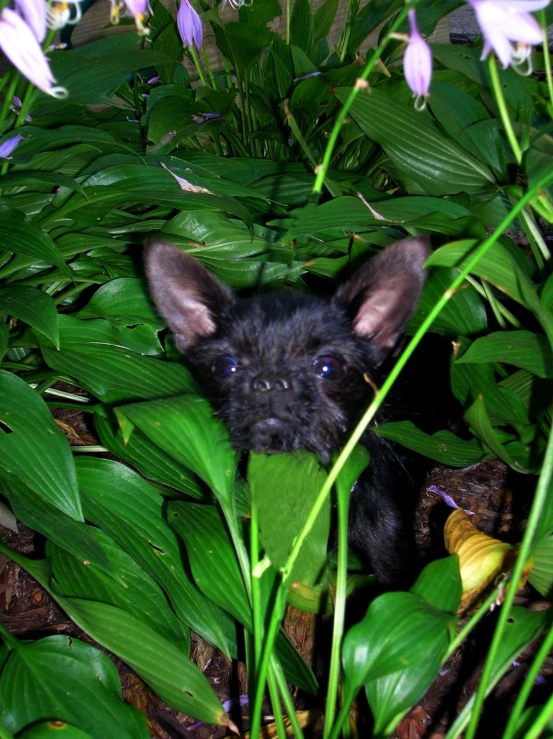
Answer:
333 237 430 364
144 239 234 352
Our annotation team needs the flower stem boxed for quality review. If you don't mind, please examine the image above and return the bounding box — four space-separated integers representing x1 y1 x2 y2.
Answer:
488 55 522 165
312 4 411 196
188 45 207 86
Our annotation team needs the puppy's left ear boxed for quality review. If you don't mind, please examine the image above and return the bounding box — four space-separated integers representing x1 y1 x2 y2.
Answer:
333 237 430 364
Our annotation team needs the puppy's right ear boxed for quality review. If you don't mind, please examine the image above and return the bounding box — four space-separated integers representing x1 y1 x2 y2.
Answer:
144 239 234 352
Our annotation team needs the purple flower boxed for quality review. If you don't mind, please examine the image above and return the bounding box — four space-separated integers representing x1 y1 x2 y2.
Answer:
404 9 432 104
177 0 202 48
0 9 66 97
14 0 46 41
467 0 549 68
0 133 23 159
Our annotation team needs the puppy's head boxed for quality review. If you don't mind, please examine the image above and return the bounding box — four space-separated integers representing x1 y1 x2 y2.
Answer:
145 237 430 462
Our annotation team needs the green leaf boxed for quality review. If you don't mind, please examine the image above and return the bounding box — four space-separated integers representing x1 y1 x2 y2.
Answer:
215 22 271 76
77 278 162 327
528 534 553 597
409 267 487 336
249 451 330 585
57 599 229 726
94 411 204 498
75 457 237 657
49 528 190 651
464 395 528 472
118 395 237 505
290 0 314 55
411 555 462 614
0 635 148 739
49 35 178 106
19 722 92 738
457 331 553 379
0 287 59 347
313 0 338 43
0 371 81 521
169 502 251 627
289 196 473 239
342 592 454 689
335 87 495 195
0 205 70 275
375 421 487 466
366 644 444 736
0 324 8 361
40 316 195 403
429 82 505 175
5 480 110 575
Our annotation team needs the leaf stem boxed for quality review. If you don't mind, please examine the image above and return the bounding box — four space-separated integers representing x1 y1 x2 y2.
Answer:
540 9 553 115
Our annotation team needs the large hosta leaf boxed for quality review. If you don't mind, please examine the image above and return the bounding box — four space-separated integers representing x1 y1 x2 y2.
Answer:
335 86 494 195
57 599 229 726
0 635 148 739
75 457 237 657
0 205 70 274
118 395 237 505
0 372 81 521
40 316 195 403
0 286 59 347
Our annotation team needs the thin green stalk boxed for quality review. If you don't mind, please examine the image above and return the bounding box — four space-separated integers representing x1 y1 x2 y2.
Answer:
312 5 411 195
464 416 553 739
488 55 522 165
188 45 207 87
271 660 306 739
250 496 263 669
323 476 350 737
249 586 287 739
445 586 502 660
327 683 356 739
540 9 553 113
71 445 109 453
522 688 553 739
481 279 507 329
201 47 217 89
518 205 551 265
503 624 553 739
267 669 287 739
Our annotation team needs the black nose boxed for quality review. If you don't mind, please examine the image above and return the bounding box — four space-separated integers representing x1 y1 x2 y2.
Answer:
251 374 290 393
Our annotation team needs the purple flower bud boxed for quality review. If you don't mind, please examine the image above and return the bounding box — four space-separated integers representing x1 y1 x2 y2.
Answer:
0 133 23 159
0 9 66 97
467 0 549 68
177 0 203 48
404 9 433 103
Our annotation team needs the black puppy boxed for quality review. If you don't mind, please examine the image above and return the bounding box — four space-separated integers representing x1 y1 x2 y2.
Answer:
145 237 430 584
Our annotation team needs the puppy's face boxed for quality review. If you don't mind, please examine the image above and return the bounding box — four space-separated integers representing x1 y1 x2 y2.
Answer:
145 238 430 463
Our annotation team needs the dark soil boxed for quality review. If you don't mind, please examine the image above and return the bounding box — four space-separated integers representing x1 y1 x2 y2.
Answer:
1 403 551 739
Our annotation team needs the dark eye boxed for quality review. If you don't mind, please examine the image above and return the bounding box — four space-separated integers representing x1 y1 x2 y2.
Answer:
312 355 345 380
212 356 239 378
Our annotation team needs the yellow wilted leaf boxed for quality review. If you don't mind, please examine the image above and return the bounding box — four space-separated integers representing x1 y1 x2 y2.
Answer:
444 509 519 613
240 709 322 738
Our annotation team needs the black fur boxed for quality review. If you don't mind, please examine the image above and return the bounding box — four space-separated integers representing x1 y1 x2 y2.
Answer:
144 237 431 585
